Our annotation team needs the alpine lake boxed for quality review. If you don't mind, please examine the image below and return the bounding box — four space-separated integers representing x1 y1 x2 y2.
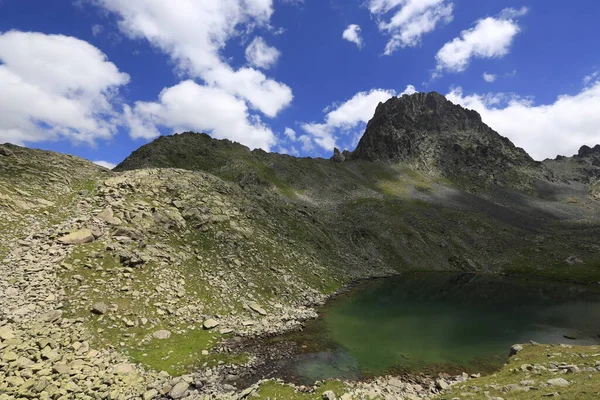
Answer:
252 272 600 385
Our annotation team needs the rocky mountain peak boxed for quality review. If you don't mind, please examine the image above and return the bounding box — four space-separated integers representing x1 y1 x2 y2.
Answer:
577 144 600 158
350 92 544 188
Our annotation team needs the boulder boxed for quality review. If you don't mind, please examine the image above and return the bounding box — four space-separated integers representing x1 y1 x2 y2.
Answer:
169 381 189 399
58 229 95 245
248 302 267 316
152 330 171 340
203 319 219 329
565 255 584 265
436 379 449 390
112 363 135 375
322 390 337 400
0 145 14 156
547 378 570 387
39 310 62 323
96 207 122 225
91 302 108 315
509 344 523 356
143 389 158 400
0 326 15 341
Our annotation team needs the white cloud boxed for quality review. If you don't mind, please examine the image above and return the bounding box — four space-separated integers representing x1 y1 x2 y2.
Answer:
342 24 363 48
301 85 417 150
96 0 292 118
0 31 129 145
245 36 281 69
483 72 497 82
435 7 527 75
124 80 276 150
284 127 297 141
499 6 529 19
446 83 600 160
367 0 454 55
93 160 116 169
297 135 314 152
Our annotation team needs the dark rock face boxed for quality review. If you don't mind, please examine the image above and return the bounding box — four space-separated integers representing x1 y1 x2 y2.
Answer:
331 148 345 163
577 145 600 158
351 92 545 188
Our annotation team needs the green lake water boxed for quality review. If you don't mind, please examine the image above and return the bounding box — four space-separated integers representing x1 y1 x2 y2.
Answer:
270 273 600 384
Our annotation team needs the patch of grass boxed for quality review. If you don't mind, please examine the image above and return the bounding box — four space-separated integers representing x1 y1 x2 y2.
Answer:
127 329 238 376
437 344 600 400
255 380 349 400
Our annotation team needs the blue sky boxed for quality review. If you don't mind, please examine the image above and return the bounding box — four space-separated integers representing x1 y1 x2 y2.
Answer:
1 0 599 168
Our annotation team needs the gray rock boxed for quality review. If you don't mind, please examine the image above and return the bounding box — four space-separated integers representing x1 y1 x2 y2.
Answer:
112 363 134 375
152 330 171 339
39 310 62 323
547 378 569 387
143 389 159 400
0 326 15 340
91 302 108 315
322 390 337 400
169 381 189 399
97 207 122 225
238 386 257 399
0 145 14 156
248 301 267 316
436 379 449 390
565 255 584 265
58 229 95 245
509 344 523 356
203 319 219 329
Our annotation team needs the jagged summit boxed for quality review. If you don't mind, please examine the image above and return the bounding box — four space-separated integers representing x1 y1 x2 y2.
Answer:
350 91 544 188
577 144 600 158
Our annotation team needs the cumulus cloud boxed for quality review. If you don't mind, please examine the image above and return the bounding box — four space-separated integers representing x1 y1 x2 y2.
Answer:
483 72 497 82
0 31 129 145
124 80 276 150
95 0 292 119
93 160 116 169
301 85 417 150
342 24 363 48
446 83 600 160
367 0 454 55
245 36 281 69
434 7 527 75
